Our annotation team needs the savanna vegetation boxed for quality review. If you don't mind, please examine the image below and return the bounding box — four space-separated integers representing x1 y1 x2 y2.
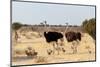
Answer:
12 18 96 65
82 18 96 39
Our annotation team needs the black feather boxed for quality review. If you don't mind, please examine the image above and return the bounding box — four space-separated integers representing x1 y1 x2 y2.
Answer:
44 32 63 43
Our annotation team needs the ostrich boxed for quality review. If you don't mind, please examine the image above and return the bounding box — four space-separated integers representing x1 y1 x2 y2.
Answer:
65 32 81 42
64 23 81 54
65 31 81 54
44 31 64 55
43 21 64 55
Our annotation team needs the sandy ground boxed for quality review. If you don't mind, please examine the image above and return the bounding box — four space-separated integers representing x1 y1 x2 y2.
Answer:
12 31 95 66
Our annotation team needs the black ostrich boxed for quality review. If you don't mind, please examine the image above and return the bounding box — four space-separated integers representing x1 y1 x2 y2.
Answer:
44 31 64 55
44 32 63 43
65 31 81 53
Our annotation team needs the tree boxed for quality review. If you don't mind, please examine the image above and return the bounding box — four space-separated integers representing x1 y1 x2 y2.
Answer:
12 22 23 30
12 22 23 43
82 18 96 39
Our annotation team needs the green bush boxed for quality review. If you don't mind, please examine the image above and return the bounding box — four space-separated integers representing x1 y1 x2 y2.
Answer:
82 18 96 39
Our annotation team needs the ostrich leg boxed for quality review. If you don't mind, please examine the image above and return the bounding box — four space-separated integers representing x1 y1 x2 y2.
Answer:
75 40 80 53
72 41 79 54
56 42 60 55
72 41 77 54
52 42 59 55
52 42 56 54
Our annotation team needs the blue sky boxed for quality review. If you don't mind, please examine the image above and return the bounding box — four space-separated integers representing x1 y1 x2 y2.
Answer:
12 1 95 25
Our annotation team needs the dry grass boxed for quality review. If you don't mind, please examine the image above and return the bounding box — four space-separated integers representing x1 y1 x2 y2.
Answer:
12 30 95 65
34 56 47 63
12 49 25 57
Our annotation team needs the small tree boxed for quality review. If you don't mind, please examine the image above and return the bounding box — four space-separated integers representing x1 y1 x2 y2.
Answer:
12 22 23 43
12 22 22 30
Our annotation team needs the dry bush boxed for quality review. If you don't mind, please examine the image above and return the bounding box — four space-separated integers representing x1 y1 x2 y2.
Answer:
25 47 38 57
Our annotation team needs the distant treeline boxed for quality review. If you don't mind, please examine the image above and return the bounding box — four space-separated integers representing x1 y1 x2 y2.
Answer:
12 23 79 28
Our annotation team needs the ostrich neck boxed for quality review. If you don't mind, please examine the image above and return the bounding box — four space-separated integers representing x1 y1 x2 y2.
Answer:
64 25 68 33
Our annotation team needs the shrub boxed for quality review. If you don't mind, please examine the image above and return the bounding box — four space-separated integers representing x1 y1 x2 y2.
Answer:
82 18 96 39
